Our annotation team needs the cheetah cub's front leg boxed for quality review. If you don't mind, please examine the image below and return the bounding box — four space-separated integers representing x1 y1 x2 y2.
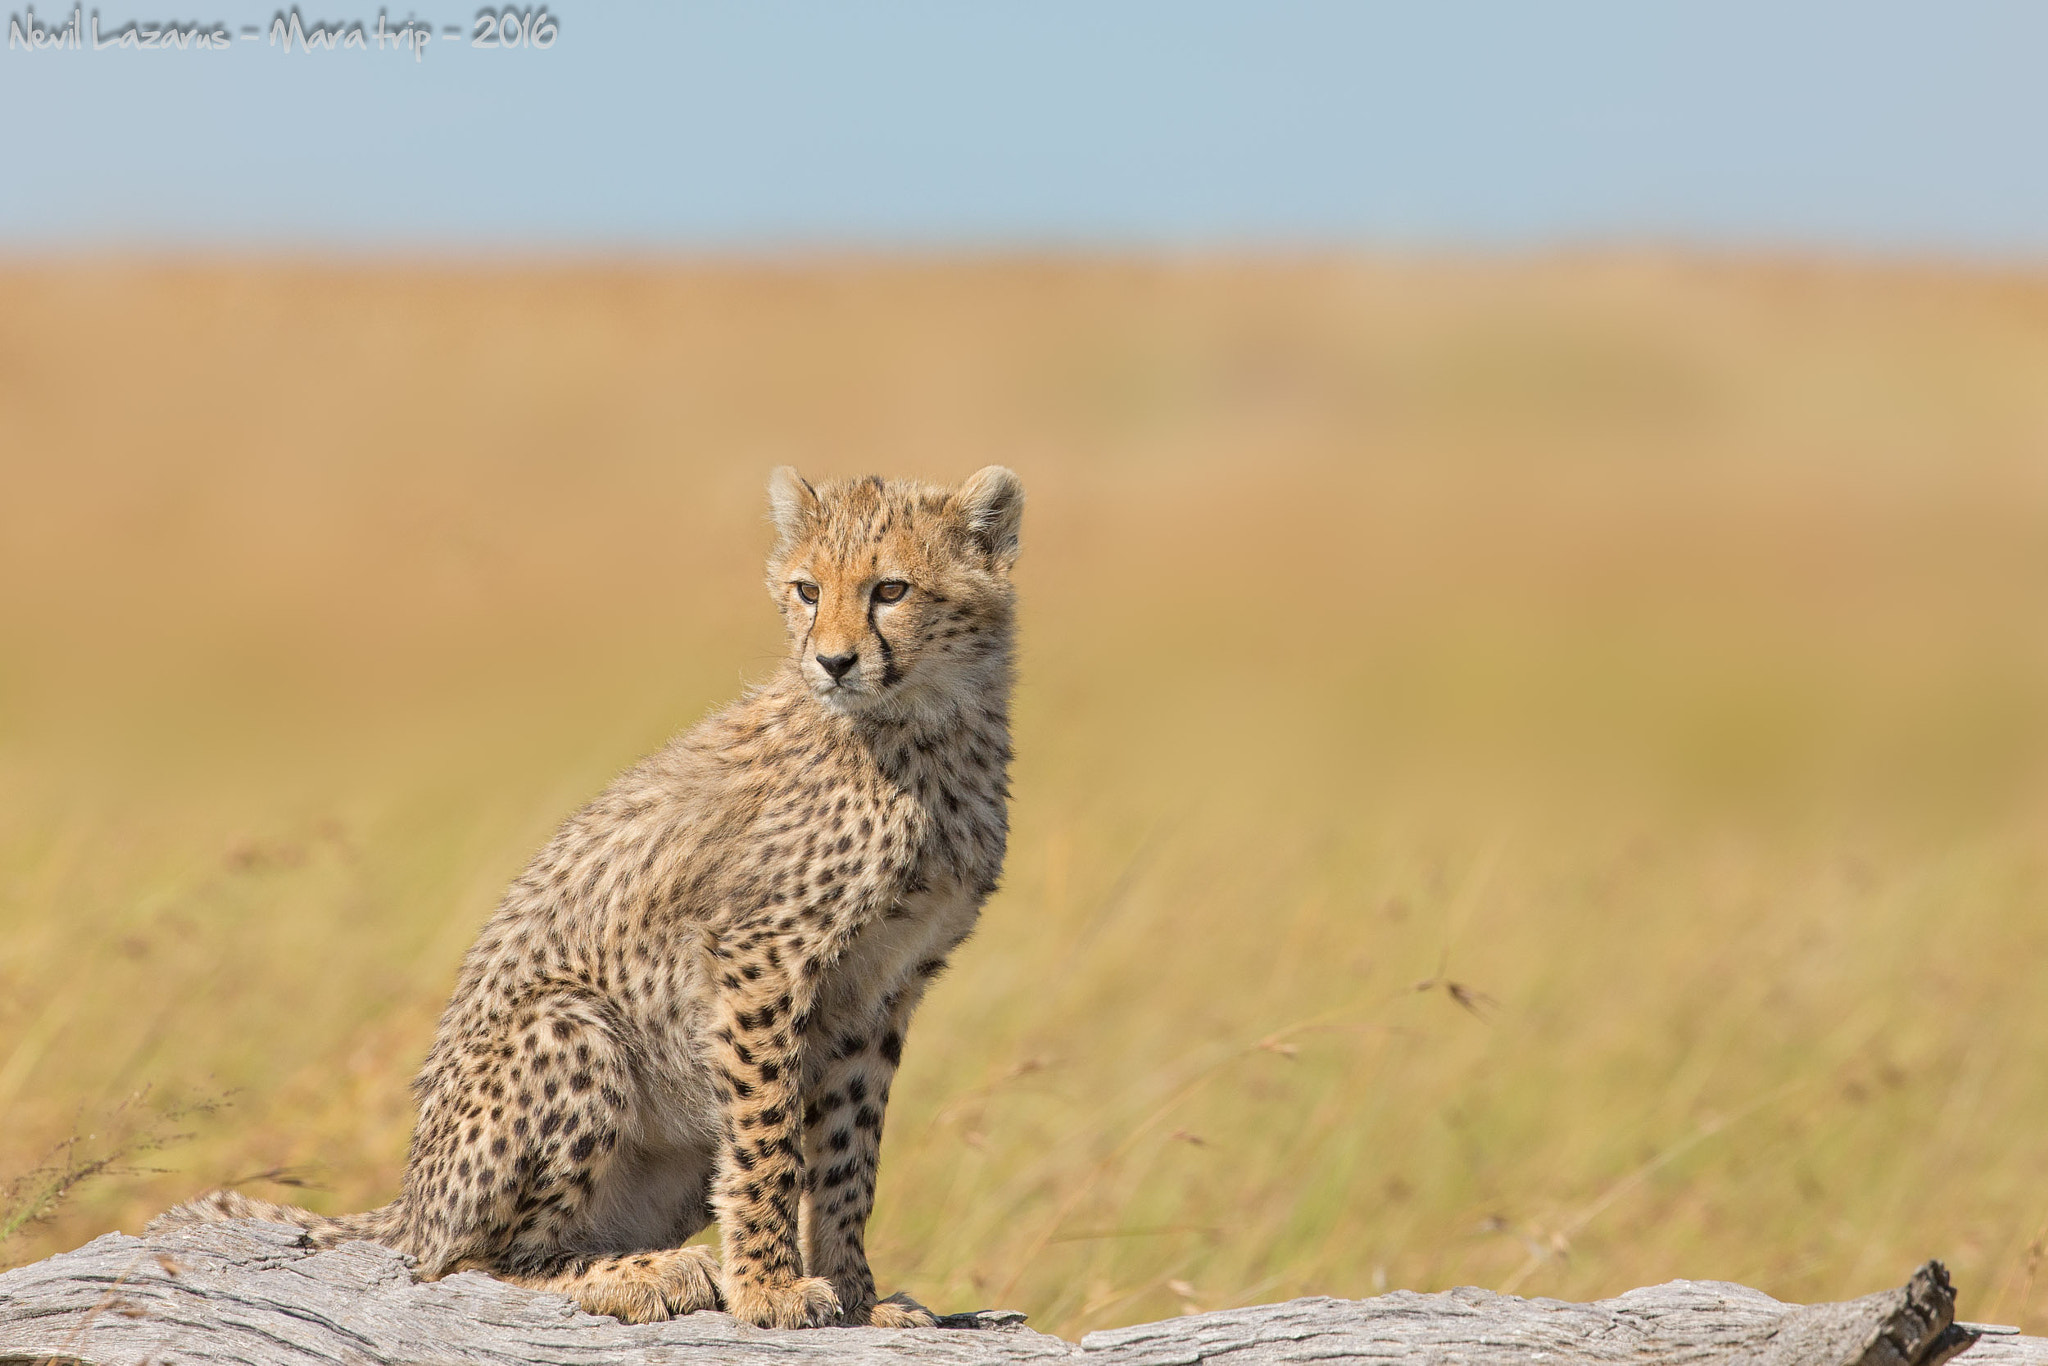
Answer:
705 944 842 1328
800 990 938 1327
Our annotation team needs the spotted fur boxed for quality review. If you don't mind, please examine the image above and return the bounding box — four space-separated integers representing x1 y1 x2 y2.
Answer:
151 467 1023 1328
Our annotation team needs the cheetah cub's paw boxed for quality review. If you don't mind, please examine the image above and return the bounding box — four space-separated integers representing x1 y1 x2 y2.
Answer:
554 1246 723 1324
865 1290 941 1328
722 1273 842 1329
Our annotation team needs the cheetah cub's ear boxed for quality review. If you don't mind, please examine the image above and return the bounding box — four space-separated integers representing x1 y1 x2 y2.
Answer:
955 465 1024 571
766 466 820 553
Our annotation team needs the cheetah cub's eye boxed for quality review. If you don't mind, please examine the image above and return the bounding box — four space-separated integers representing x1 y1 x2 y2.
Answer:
873 581 909 604
794 582 820 605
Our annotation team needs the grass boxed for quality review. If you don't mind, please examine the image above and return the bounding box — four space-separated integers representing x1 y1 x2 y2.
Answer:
2 253 2048 1336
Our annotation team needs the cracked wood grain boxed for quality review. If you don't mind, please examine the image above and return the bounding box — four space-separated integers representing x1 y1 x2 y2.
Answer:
0 1220 2035 1365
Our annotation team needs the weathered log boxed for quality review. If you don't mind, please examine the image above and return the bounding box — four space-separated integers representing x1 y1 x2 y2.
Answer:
0 1219 2035 1365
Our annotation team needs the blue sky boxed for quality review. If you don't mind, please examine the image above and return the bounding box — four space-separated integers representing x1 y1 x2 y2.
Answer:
4 1 2046 254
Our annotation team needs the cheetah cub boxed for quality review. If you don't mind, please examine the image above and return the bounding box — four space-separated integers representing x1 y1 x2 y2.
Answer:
152 467 1023 1329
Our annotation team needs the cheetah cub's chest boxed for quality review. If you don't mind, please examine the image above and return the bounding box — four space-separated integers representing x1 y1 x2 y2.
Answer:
811 875 982 1034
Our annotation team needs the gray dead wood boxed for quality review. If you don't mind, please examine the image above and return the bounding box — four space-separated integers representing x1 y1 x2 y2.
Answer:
0 1220 2038 1365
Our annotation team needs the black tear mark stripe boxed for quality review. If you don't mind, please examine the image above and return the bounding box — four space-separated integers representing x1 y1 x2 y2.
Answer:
868 603 901 687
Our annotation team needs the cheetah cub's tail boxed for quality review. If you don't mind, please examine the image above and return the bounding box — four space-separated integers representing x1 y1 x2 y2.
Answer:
146 1189 403 1248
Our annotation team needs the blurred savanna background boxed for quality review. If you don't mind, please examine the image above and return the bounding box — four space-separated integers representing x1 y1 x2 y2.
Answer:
6 1 2048 1344
7 254 2048 1333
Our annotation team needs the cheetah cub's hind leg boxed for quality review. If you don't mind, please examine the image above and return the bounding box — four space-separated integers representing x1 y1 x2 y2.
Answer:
406 990 719 1324
499 1246 723 1325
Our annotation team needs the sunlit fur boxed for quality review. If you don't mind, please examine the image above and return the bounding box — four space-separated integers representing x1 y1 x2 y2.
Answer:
151 468 1023 1331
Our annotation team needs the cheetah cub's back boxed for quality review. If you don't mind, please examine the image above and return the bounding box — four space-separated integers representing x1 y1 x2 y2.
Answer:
152 467 1024 1330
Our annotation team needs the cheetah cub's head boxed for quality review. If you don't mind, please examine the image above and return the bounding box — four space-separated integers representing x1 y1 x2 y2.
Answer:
766 466 1023 718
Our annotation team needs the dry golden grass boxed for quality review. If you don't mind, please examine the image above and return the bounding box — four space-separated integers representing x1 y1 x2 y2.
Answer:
3 254 2048 1335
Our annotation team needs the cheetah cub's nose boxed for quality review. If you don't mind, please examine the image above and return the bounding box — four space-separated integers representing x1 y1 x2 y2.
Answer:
816 651 858 680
